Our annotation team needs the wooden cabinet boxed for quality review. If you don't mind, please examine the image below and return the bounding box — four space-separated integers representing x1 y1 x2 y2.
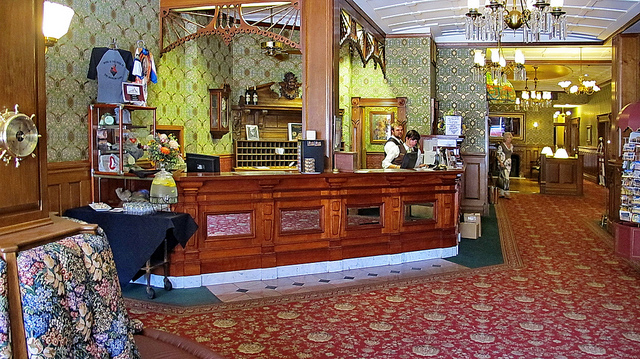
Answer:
235 140 298 170
209 84 231 137
88 104 156 204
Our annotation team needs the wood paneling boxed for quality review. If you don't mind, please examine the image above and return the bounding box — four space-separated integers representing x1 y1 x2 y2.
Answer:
171 170 462 276
540 155 584 196
461 153 488 216
47 161 92 215
578 146 599 183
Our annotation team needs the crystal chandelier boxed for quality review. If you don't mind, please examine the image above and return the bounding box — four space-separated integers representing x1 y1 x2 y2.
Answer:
516 66 552 111
465 0 567 43
557 48 601 95
471 47 526 83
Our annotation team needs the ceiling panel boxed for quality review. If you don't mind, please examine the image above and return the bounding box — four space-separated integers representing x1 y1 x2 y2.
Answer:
349 0 640 91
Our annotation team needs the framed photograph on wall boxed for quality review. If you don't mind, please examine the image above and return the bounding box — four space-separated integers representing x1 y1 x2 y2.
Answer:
288 123 302 141
488 112 525 141
369 111 394 144
586 125 593 146
246 125 259 141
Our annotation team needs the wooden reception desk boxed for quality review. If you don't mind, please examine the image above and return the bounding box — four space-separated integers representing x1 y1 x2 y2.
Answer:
539 155 584 196
168 169 463 277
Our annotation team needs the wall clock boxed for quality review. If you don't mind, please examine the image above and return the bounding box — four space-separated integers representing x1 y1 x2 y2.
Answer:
0 104 39 167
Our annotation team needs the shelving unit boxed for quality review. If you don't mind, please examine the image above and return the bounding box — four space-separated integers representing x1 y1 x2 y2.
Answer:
235 140 298 170
88 103 157 203
620 133 640 223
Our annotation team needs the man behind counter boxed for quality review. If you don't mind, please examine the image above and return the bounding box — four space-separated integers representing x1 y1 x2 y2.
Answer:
382 128 426 169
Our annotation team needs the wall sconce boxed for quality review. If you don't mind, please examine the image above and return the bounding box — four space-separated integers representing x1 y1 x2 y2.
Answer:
43 1 75 52
541 146 554 157
533 121 539 129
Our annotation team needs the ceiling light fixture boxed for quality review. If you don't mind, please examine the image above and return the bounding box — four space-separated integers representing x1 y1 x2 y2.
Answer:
557 48 601 95
516 66 552 111
465 0 567 43
261 41 284 56
471 46 526 83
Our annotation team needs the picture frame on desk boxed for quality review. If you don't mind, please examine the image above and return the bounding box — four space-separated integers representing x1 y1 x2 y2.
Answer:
246 125 260 140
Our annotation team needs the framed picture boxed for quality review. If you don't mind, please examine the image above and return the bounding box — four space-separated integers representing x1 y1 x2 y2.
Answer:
488 112 525 141
586 125 593 146
288 123 302 141
246 125 259 140
122 82 146 104
369 111 394 144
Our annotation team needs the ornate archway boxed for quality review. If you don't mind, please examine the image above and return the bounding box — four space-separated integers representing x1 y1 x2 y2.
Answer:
159 1 301 55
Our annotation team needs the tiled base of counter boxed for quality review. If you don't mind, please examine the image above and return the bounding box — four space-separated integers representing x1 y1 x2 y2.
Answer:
134 245 458 289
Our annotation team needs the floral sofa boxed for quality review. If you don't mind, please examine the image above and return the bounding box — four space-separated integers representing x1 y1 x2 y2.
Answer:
0 230 224 359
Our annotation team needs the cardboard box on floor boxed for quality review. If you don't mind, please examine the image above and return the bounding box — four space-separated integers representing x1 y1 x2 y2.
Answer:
460 212 482 239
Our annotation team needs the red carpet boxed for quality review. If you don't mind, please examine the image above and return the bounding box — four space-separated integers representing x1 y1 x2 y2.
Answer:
127 181 640 358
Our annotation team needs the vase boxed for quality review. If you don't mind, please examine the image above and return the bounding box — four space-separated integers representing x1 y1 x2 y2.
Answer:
150 167 178 204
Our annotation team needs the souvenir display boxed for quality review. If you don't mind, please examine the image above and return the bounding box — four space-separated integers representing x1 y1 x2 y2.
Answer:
620 132 640 223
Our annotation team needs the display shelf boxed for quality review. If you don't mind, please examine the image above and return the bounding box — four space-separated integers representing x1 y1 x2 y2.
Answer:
88 104 157 203
619 133 640 223
235 140 298 169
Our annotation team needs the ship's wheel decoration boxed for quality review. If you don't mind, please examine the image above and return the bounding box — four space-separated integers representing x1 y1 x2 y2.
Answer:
0 104 39 167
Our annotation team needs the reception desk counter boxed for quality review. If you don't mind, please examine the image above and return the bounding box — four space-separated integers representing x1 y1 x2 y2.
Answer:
167 168 463 282
540 155 584 196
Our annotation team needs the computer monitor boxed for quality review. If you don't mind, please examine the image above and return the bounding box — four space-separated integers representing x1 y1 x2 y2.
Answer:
186 153 220 173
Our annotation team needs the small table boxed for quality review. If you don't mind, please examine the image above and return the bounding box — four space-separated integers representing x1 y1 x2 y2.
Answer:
64 206 198 297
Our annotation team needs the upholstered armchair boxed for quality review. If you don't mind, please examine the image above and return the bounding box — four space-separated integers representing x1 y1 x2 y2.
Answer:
0 223 224 359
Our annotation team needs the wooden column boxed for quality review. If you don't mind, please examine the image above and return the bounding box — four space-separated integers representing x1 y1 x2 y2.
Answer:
301 0 338 169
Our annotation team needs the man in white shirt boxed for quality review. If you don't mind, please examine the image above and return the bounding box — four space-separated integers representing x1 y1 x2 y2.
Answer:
382 123 404 169
382 128 425 169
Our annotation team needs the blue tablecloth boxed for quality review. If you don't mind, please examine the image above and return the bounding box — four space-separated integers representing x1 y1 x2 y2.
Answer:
63 206 198 288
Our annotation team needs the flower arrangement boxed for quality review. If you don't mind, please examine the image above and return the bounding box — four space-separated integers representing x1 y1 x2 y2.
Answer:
146 133 181 169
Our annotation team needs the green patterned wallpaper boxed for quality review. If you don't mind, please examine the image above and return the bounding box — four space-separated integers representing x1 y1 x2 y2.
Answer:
45 1 302 162
45 0 160 162
49 3 564 162
342 37 434 153
435 48 487 154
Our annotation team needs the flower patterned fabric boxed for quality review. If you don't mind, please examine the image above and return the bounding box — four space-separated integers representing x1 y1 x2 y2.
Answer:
0 259 11 359
17 233 140 359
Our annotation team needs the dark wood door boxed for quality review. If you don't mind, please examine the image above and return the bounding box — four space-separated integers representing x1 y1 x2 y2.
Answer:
0 0 49 233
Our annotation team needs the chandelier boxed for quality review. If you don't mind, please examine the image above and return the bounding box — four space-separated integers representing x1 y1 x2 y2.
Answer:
516 66 552 111
557 48 601 95
471 47 526 83
465 0 567 43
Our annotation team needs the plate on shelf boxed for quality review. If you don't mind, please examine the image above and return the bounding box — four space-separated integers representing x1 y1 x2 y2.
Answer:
89 202 112 211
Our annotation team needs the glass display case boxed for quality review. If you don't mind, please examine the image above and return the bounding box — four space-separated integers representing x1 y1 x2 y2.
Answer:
88 103 156 203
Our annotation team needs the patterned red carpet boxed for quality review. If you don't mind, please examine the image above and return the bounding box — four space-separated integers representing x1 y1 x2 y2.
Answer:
127 181 640 358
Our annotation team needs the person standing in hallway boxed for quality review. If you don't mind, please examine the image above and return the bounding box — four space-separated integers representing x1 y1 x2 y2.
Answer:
496 131 514 198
